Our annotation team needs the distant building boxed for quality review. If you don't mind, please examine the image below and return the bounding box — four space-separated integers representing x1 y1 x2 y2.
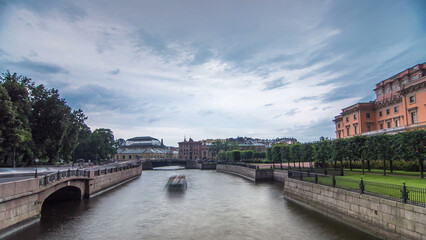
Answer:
115 136 170 160
333 62 426 138
178 136 296 160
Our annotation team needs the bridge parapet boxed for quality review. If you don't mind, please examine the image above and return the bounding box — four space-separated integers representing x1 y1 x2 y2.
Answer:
39 169 90 187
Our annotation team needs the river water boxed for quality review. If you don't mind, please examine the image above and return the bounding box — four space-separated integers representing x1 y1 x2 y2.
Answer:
5 167 377 240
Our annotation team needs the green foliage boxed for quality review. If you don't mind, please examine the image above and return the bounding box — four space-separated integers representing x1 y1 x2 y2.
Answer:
0 71 116 166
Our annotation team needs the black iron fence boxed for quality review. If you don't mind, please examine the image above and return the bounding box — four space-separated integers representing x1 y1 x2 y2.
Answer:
288 170 426 207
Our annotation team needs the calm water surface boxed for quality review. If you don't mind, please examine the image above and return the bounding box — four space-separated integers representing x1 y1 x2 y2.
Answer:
5 167 377 240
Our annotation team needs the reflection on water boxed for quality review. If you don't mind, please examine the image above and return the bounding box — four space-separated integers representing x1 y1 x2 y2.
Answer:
4 169 378 240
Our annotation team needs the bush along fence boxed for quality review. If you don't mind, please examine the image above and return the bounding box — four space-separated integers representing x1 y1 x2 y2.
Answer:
288 170 426 207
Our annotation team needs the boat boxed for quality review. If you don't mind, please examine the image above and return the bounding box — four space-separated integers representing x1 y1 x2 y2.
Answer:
165 175 187 191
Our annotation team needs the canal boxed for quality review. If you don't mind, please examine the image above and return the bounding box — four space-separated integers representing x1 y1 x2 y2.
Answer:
5 167 377 240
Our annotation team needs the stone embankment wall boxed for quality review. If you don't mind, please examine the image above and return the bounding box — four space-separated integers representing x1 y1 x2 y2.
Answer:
0 164 142 234
272 169 287 183
186 161 216 170
89 165 142 195
216 164 273 181
284 177 426 240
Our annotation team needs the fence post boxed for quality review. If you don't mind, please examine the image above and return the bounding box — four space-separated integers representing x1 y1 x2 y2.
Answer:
68 169 70 177
307 170 310 178
401 183 409 203
315 174 318 184
360 178 365 194
57 170 60 180
332 175 336 187
299 170 303 180
44 174 48 185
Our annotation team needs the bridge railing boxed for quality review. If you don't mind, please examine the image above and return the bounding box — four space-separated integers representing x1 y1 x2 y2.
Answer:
93 162 142 176
39 169 90 187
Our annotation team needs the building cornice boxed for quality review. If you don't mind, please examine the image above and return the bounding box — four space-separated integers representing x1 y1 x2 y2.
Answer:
399 79 426 95
374 96 402 109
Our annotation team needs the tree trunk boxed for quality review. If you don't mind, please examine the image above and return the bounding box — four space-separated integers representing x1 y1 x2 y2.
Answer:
349 159 352 171
390 159 393 173
420 159 424 179
361 159 365 174
340 159 344 176
383 159 386 176
367 160 371 172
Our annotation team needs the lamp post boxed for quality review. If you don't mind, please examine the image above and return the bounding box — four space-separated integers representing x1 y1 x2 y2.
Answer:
35 158 39 178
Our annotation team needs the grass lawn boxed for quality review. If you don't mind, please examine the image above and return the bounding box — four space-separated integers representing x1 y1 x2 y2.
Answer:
344 168 421 177
341 171 426 188
302 171 426 204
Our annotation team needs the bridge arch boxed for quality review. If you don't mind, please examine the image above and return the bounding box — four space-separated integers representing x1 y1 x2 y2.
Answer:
39 179 88 213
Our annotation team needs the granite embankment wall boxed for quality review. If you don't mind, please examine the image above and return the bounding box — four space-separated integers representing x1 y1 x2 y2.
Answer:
284 177 426 240
0 164 142 234
216 164 273 181
185 161 216 170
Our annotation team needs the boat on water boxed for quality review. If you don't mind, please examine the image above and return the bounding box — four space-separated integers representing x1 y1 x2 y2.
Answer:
165 175 187 191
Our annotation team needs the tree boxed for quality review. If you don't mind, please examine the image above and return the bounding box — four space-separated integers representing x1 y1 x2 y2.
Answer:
374 134 392 176
271 144 281 167
363 135 377 172
397 130 426 178
0 72 33 166
290 143 302 169
280 145 290 169
301 143 313 169
331 138 347 176
348 136 367 174
313 138 330 174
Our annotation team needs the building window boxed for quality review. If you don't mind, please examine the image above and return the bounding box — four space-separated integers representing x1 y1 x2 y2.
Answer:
338 131 341 138
366 113 371 118
409 95 415 104
122 155 125 160
337 123 340 128
379 111 382 117
411 111 417 124
395 119 400 127
394 106 399 113
380 123 383 129
346 126 350 136
367 124 372 132
411 74 419 81
346 117 349 122
386 109 390 115
354 125 358 134
387 121 391 128
129 155 132 159
353 114 357 120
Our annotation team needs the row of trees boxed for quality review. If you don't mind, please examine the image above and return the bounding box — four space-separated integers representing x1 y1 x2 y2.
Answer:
0 72 117 166
215 150 266 162
266 132 425 178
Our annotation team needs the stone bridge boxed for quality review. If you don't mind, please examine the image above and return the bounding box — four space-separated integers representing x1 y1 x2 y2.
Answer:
0 161 142 234
141 159 188 170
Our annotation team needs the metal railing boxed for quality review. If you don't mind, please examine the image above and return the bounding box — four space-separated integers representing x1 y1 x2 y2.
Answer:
288 170 426 207
39 162 141 187
39 169 89 187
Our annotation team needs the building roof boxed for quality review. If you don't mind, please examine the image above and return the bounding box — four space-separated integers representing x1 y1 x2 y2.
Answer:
127 136 159 141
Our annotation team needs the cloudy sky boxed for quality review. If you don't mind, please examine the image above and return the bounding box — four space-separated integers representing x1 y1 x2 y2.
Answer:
1 0 425 146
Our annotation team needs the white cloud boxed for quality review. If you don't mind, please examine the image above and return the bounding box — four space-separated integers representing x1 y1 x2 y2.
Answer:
1 0 425 145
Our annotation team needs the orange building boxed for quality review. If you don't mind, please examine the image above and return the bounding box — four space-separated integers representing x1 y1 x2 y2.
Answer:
334 62 426 138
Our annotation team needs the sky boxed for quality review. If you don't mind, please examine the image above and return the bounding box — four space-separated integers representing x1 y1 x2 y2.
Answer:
0 0 425 146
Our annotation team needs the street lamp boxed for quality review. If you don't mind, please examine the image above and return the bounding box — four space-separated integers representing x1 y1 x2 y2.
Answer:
35 158 39 178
